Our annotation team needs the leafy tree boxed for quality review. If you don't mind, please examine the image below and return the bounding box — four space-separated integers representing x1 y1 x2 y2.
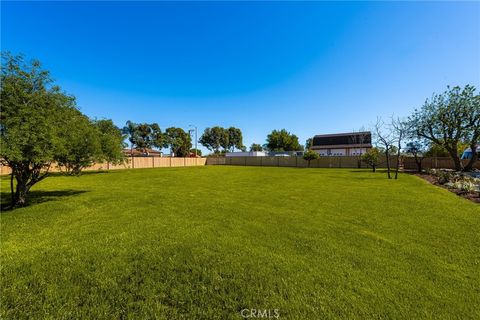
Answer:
405 141 427 172
424 141 469 158
1 53 79 206
135 123 154 151
56 110 102 175
123 121 164 154
199 126 229 153
199 127 216 152
250 143 263 152
424 143 449 157
123 121 145 151
227 127 244 152
265 129 303 151
165 127 192 157
305 138 313 150
55 118 125 175
150 123 165 150
303 150 319 167
408 85 480 171
219 128 230 152
361 148 380 172
94 119 125 164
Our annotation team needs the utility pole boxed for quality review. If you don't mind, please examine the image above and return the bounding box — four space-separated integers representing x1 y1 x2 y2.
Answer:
189 124 198 157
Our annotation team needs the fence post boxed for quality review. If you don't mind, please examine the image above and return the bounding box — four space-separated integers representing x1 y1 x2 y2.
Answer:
184 157 186 167
170 157 172 167
152 157 155 168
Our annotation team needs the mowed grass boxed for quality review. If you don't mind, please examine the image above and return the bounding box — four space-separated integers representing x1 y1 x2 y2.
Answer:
1 166 479 319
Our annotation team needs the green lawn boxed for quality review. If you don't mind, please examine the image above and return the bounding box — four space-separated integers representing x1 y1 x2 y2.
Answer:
1 166 479 319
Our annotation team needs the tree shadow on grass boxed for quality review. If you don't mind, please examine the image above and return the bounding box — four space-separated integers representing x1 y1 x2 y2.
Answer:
0 189 88 212
74 170 111 176
345 169 398 180
349 169 389 173
47 170 110 177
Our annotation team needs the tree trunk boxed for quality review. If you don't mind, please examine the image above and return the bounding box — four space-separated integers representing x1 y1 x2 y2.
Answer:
385 149 391 179
416 159 422 173
394 150 401 179
71 165 83 176
372 164 376 172
413 154 423 173
8 162 50 208
13 176 31 207
10 170 14 205
446 147 462 171
463 144 478 172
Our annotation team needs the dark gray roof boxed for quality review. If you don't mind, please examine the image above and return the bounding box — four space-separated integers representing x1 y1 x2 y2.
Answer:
312 132 372 147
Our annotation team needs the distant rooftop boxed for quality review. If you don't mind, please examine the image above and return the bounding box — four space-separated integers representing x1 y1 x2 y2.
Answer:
312 131 372 148
123 148 162 156
313 131 371 138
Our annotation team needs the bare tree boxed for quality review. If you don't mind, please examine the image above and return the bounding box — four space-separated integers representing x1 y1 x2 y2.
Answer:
391 117 410 179
374 117 395 179
349 127 370 168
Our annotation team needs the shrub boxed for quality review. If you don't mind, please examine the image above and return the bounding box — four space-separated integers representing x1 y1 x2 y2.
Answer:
361 148 380 172
303 150 319 167
436 171 452 185
461 181 477 193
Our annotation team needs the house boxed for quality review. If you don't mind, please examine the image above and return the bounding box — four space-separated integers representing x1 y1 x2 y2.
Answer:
267 151 304 157
225 151 304 157
123 148 163 157
226 151 267 157
310 131 372 156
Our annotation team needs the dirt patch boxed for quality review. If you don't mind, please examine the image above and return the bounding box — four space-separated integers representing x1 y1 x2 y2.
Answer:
415 173 480 204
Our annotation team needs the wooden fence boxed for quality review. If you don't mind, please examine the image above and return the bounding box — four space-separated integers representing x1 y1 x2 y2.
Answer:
403 157 480 170
0 157 207 175
206 156 398 168
3 156 477 175
209 156 479 170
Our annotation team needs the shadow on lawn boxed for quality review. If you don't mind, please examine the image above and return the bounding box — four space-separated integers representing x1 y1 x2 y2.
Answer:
0 189 88 212
349 169 390 173
73 170 110 176
47 170 110 177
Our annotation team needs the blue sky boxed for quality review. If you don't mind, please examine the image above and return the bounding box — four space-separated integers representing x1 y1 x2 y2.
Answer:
2 1 479 152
